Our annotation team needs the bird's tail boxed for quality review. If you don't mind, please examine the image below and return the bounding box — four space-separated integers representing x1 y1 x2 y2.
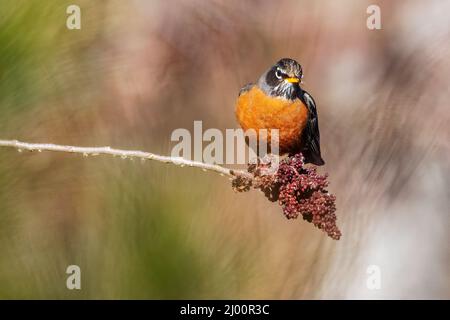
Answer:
303 150 325 166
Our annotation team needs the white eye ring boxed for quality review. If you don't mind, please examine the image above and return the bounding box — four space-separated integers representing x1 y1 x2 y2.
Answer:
275 69 283 79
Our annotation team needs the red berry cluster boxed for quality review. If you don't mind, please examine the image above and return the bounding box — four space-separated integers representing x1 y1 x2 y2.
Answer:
275 154 341 240
232 153 341 240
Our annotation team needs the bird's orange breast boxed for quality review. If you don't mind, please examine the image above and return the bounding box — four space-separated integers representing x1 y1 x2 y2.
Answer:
235 86 308 154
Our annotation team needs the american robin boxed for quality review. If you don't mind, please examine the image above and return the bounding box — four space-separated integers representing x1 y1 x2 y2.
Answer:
235 58 325 166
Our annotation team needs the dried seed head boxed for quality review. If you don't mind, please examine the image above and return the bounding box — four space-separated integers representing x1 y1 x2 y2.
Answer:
231 153 341 240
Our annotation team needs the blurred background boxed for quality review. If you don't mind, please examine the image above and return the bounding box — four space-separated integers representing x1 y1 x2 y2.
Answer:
0 0 448 299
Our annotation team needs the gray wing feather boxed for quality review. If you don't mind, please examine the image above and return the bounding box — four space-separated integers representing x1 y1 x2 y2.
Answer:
301 90 325 165
238 83 254 96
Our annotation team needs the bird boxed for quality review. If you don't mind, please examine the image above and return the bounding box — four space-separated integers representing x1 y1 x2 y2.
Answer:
235 58 325 166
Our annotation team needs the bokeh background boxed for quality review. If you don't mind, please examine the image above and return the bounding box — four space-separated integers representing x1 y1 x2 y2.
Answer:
0 0 448 299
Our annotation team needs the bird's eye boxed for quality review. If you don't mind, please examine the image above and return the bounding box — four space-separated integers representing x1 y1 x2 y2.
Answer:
275 70 283 80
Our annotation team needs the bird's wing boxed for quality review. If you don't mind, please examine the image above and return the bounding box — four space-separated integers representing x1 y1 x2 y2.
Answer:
238 83 254 96
299 90 325 165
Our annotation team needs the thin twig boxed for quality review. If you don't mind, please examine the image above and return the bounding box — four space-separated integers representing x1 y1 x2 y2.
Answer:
0 139 252 178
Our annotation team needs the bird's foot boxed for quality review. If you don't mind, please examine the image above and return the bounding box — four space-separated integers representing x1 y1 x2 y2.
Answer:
248 154 281 176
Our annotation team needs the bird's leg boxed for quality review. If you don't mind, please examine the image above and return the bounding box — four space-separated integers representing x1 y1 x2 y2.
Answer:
257 153 283 175
248 152 286 176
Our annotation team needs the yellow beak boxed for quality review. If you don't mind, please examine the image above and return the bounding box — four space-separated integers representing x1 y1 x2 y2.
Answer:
285 77 300 83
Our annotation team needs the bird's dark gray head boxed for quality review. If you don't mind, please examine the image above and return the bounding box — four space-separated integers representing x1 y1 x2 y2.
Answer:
258 58 303 100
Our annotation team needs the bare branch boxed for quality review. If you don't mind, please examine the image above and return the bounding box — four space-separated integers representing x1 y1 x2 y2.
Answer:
0 139 341 239
0 139 252 178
